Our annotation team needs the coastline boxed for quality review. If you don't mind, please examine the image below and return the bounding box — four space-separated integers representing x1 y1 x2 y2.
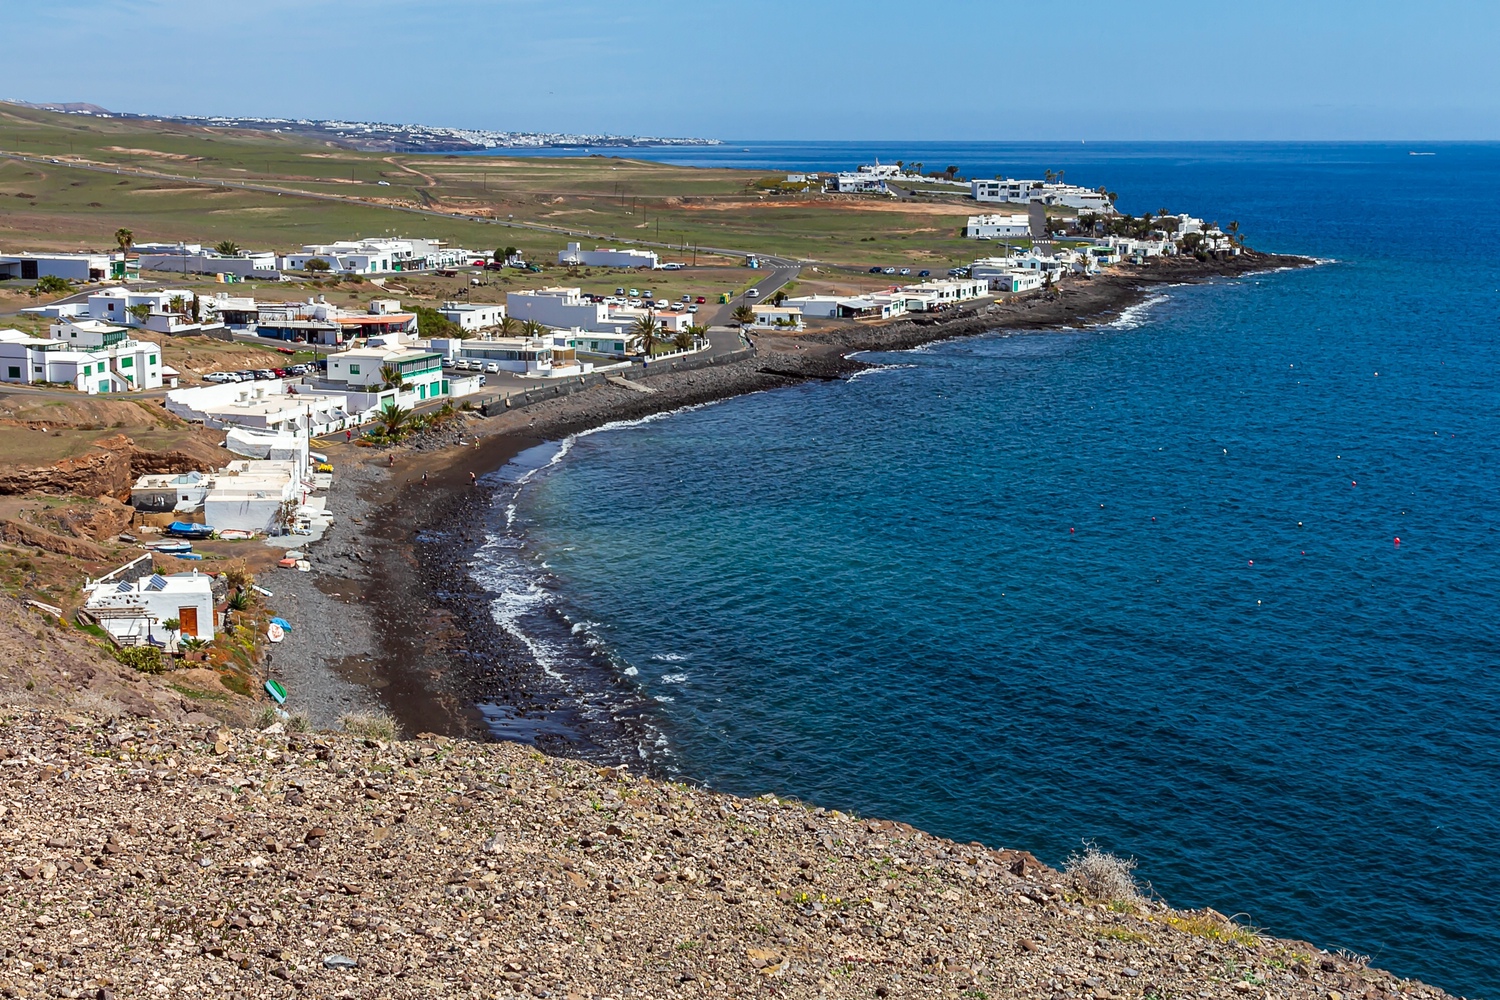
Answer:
271 248 1314 752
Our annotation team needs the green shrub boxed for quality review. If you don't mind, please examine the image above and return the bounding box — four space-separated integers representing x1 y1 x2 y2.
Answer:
114 645 165 674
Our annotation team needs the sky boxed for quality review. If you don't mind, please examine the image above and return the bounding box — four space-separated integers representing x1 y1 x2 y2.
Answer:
4 0 1499 141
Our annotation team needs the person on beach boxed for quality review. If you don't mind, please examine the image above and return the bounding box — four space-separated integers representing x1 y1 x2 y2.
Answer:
388 454 395 467
345 429 352 443
422 471 429 487
469 472 477 486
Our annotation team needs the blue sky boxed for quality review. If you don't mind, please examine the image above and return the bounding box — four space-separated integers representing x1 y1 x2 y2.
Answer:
4 0 1499 140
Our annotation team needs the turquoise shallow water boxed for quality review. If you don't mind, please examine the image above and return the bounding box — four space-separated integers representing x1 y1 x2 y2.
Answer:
470 143 1500 995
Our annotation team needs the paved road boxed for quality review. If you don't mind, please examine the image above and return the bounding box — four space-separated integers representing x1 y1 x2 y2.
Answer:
708 255 802 326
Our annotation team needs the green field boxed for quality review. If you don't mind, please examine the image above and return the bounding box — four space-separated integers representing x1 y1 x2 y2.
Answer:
0 103 988 271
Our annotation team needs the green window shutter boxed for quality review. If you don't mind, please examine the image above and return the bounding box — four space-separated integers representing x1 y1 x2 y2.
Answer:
349 364 360 375
6 366 19 379
120 357 133 368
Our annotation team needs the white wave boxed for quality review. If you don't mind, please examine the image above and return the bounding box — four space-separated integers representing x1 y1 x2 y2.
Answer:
623 665 639 676
846 363 916 382
1099 292 1170 331
651 652 689 662
653 695 675 703
660 673 689 684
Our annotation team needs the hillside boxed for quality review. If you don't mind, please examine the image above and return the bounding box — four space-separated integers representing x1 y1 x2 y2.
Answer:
0 709 1449 1000
0 102 984 267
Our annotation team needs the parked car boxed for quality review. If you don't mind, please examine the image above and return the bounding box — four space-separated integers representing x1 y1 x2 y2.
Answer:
643 290 653 298
628 288 639 296
882 267 896 275
203 372 233 384
918 269 931 277
483 362 500 374
616 287 626 295
868 267 883 273
687 305 698 313
695 296 706 304
681 294 691 302
899 268 911 276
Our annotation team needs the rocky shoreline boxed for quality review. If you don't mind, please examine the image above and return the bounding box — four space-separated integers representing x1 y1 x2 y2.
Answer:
270 249 1317 754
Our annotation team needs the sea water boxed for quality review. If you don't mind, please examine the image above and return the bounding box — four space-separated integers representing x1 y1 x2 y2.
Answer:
472 143 1500 995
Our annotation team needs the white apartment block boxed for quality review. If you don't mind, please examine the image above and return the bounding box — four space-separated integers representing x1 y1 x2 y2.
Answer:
557 243 659 269
964 213 1032 239
971 179 1115 214
0 251 130 282
438 301 507 331
281 238 462 274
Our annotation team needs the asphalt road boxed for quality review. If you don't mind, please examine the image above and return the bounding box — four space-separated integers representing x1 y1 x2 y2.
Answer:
708 255 802 326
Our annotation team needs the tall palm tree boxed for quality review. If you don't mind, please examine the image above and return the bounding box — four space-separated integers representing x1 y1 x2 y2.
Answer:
1226 221 1241 245
685 323 709 348
497 315 521 338
379 364 406 390
731 305 755 327
520 319 547 339
632 313 660 357
167 295 187 316
114 228 134 255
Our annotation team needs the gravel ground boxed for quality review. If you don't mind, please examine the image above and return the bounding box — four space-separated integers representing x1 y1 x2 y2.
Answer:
260 463 387 730
0 709 1451 1000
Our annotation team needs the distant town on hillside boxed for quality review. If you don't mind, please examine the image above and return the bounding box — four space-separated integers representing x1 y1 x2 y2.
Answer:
7 101 722 153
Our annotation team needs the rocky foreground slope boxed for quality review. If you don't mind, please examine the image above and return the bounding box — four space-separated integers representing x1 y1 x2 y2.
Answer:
0 711 1450 1000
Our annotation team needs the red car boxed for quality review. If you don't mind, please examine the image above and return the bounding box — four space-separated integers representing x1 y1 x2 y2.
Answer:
694 296 707 304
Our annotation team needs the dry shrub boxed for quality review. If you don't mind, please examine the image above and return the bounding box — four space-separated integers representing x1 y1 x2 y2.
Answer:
340 711 400 741
1065 842 1142 903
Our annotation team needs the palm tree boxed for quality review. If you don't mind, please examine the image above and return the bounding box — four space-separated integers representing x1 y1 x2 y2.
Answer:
497 315 521 338
167 295 187 316
673 329 693 351
520 319 547 339
376 402 411 438
685 323 709 348
731 305 755 327
1226 221 1241 245
213 240 241 257
632 313 660 357
770 289 788 306
379 363 407 390
114 228 134 255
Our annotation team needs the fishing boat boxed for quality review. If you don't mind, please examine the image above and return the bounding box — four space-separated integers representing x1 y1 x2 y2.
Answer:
147 541 194 554
165 521 215 539
218 529 256 541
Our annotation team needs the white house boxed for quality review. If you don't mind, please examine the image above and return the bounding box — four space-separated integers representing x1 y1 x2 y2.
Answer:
437 301 506 331
434 335 591 378
783 295 906 320
324 344 449 401
166 380 356 436
831 173 888 194
0 320 168 392
136 243 281 279
281 238 459 275
964 213 1032 239
0 251 130 282
84 570 216 644
254 298 417 346
971 179 1114 214
894 279 988 310
556 243 659 269
749 305 804 331
202 460 301 535
130 472 208 515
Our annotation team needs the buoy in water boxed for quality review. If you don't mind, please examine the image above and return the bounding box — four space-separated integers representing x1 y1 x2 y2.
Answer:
1248 560 1254 566
1070 527 1075 533
1394 537 1401 547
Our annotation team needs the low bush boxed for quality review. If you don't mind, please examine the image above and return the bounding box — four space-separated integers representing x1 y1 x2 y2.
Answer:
1064 842 1142 903
340 711 400 741
114 645 165 674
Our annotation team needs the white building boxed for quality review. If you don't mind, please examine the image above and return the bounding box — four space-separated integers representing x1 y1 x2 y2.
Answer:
556 243 659 269
437 301 506 331
130 472 208 515
84 570 217 644
202 460 301 535
964 213 1032 239
0 321 167 392
748 305 804 331
135 243 281 279
281 238 462 275
324 343 448 401
971 179 1114 214
433 335 591 378
0 251 130 282
254 298 417 346
165 381 356 436
831 173 888 194
783 295 907 320
24 286 222 337
893 279 988 311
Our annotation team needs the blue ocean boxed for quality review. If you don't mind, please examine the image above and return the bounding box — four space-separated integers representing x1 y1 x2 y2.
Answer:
473 142 1500 996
